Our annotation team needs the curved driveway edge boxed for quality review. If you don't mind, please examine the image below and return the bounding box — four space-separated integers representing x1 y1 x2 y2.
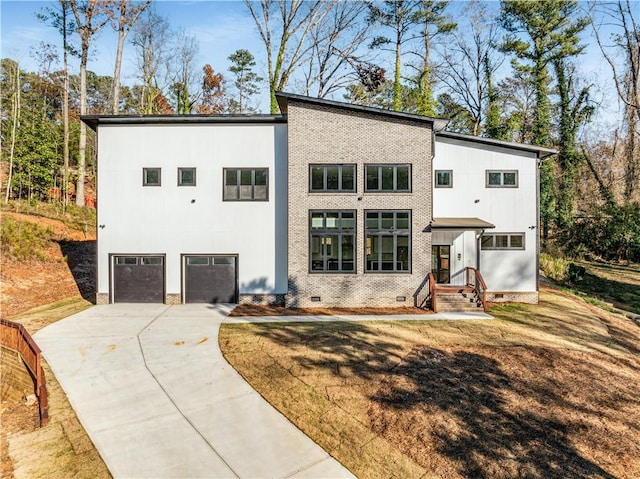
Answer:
34 304 354 479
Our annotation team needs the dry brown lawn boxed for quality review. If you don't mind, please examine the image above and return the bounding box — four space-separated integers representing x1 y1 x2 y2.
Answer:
220 287 640 479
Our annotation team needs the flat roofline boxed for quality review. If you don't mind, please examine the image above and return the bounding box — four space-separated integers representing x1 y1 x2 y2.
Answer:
275 91 450 131
81 114 288 131
436 131 557 158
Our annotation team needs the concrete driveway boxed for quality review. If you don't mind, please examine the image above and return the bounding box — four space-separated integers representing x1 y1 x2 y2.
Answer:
34 304 354 479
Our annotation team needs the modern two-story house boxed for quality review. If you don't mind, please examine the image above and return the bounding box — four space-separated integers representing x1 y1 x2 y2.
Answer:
83 92 554 309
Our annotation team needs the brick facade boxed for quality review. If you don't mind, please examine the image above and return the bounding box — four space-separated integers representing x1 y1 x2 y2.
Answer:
286 100 433 307
96 293 109 305
165 294 181 305
487 291 539 304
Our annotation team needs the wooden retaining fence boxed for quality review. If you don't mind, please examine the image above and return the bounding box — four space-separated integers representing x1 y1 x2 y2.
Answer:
0 319 49 426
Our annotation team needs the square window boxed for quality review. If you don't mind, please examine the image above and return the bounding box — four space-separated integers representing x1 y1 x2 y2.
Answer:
435 170 452 188
178 167 196 186
143 168 161 186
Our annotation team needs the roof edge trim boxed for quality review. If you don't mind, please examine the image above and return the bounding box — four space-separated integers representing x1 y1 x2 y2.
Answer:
81 114 288 131
436 131 557 158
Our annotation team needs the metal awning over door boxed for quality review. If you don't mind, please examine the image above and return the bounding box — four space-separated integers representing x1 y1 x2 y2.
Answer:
184 255 238 303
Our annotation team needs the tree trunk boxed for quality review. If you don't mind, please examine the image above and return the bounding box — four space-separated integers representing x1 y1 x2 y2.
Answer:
393 32 402 112
112 27 126 114
5 63 20 204
62 4 70 208
76 44 88 207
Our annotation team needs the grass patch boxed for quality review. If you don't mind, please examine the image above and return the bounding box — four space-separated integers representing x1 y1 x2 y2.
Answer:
1 216 53 261
2 200 96 233
572 260 640 314
220 289 640 479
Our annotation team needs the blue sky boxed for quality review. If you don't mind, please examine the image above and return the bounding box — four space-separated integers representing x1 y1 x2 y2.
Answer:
0 0 623 125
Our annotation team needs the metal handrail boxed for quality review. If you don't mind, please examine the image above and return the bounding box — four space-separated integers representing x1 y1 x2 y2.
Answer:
1 319 49 426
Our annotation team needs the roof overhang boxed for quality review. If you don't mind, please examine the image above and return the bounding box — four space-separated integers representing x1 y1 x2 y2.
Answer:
430 217 495 229
275 91 450 131
81 114 287 132
436 131 557 159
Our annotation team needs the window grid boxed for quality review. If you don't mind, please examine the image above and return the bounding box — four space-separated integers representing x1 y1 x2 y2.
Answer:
486 170 518 188
223 168 269 201
309 210 356 273
365 210 411 272
365 164 411 192
310 164 356 192
481 233 525 250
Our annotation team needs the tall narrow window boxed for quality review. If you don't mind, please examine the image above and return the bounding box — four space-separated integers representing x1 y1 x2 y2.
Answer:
310 164 355 192
365 165 411 192
143 168 161 186
365 210 411 272
224 168 268 201
309 210 355 273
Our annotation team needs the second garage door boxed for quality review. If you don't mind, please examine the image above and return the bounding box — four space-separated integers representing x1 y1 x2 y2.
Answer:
184 255 237 303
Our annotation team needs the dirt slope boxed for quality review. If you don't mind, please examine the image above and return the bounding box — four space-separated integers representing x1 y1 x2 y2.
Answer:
1 212 96 318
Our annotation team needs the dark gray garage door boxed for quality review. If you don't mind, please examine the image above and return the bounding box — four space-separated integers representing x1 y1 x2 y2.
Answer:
113 256 164 303
184 255 237 303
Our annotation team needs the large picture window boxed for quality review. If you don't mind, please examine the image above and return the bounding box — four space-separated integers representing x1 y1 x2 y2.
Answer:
365 164 411 192
486 170 518 188
309 210 355 273
224 168 268 201
310 164 355 192
481 233 525 250
365 210 411 272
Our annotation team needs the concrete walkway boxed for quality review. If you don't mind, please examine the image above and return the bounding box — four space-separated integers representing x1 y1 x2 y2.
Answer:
34 304 492 478
34 304 355 479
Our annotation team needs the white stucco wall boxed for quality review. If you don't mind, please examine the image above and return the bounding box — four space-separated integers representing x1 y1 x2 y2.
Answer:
96 122 288 299
433 137 539 292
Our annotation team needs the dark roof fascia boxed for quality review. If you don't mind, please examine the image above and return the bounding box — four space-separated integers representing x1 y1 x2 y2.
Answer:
275 91 450 131
436 130 557 159
81 114 288 131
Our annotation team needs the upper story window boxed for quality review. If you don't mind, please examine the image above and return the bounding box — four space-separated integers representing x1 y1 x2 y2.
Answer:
178 167 196 186
143 167 161 186
309 210 355 273
365 164 411 192
481 233 525 250
486 170 518 188
310 164 355 192
224 168 268 201
365 210 411 272
435 170 452 188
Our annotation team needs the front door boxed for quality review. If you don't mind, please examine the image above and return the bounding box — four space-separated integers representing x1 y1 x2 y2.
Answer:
431 245 451 284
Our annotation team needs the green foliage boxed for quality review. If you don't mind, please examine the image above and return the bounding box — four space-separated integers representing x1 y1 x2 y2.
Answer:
567 204 640 263
1 216 53 261
3 200 96 232
540 253 571 282
227 49 262 114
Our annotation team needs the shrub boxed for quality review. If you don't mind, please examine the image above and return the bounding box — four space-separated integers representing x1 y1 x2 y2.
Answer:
540 253 571 282
1 216 53 261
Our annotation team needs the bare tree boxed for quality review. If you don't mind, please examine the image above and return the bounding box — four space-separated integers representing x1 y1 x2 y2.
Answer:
245 0 336 114
590 0 640 202
107 0 151 114
131 7 174 114
301 1 369 98
3 61 20 204
37 0 75 207
437 0 502 135
70 0 109 207
169 31 200 114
